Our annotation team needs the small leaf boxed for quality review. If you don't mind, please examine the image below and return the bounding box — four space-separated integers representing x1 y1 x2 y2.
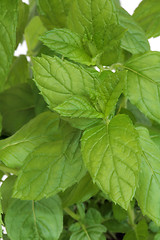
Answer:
112 203 127 222
85 208 103 225
0 83 35 135
13 129 86 200
70 224 106 240
123 219 148 240
133 0 160 38
0 0 18 92
32 55 97 108
81 114 140 209
41 28 93 65
54 95 103 119
136 127 160 225
125 52 160 124
60 173 99 207
5 196 63 240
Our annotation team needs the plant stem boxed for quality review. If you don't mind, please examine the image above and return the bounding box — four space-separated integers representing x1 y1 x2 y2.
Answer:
127 203 138 239
64 207 80 221
0 164 18 175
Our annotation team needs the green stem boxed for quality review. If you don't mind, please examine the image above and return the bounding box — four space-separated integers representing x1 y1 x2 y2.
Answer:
0 164 18 175
127 204 138 239
64 207 80 221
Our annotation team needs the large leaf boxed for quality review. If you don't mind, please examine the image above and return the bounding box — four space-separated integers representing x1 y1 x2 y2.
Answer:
136 127 160 225
32 55 97 108
13 129 86 200
0 0 18 92
118 7 150 54
93 70 125 116
54 95 103 119
40 28 93 65
5 196 63 240
0 112 61 168
60 173 99 207
81 114 140 209
125 52 160 124
37 0 72 29
133 0 160 38
0 83 35 135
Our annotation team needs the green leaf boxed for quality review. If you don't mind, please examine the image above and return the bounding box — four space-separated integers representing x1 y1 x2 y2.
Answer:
105 219 130 233
13 129 86 200
118 7 150 54
16 0 29 46
32 55 97 108
0 83 35 135
1 175 17 213
24 16 46 56
0 191 2 238
0 111 61 168
136 127 160 225
5 196 63 240
123 219 148 240
112 203 127 222
4 55 29 90
40 28 93 65
81 114 140 209
85 208 103 225
94 70 125 116
60 173 99 207
54 95 103 119
133 0 160 38
0 114 2 136
0 0 18 92
70 224 106 240
37 0 72 29
125 52 160 124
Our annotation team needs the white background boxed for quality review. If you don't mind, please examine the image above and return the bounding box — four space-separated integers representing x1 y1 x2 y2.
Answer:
15 0 160 55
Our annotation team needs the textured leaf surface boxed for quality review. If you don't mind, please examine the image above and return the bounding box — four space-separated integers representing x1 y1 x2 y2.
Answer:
0 83 35 135
123 219 148 240
125 52 160 124
81 114 140 209
37 0 72 29
94 70 125 116
5 196 63 240
70 224 106 240
118 7 150 54
60 173 99 207
41 29 93 65
13 129 85 200
54 95 103 119
0 0 18 91
136 127 160 225
32 55 97 108
0 112 61 168
133 0 160 38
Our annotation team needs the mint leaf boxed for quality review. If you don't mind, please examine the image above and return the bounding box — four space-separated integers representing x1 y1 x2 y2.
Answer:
70 224 106 240
123 219 148 240
60 173 99 207
0 83 35 135
125 52 160 124
81 114 140 209
0 112 61 168
40 28 93 65
37 0 72 29
5 196 63 240
0 0 18 92
54 95 103 119
133 0 160 38
94 70 125 116
118 7 150 54
32 55 97 108
13 129 86 200
136 127 160 225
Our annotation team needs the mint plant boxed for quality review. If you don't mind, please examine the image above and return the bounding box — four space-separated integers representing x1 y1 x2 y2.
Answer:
0 0 160 239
